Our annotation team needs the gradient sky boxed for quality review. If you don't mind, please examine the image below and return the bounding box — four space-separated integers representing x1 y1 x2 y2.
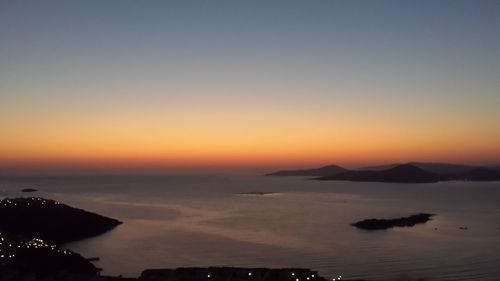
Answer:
1 1 499 174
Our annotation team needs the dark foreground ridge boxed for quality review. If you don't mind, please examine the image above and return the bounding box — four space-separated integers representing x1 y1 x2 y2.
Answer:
141 267 329 281
0 197 122 244
0 197 122 277
0 233 99 276
0 267 365 281
352 213 435 230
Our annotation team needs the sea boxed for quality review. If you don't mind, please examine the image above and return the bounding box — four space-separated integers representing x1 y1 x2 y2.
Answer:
0 174 499 280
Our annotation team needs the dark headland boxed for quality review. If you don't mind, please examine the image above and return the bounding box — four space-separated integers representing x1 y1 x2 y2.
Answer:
267 162 500 183
0 197 122 244
0 197 122 277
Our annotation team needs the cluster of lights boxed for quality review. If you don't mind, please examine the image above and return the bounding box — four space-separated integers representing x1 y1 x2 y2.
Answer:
0 234 73 261
290 272 319 281
0 199 17 207
0 254 16 258
23 238 71 255
207 272 253 278
0 197 60 208
205 270 319 279
332 275 342 280
0 232 16 259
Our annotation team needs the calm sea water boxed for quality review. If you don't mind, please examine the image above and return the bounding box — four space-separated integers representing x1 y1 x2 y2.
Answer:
1 175 499 280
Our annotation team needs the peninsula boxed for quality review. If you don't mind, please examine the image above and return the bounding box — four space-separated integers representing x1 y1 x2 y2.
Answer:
0 197 122 276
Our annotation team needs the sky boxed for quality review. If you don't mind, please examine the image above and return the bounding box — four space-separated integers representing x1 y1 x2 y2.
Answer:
1 1 499 174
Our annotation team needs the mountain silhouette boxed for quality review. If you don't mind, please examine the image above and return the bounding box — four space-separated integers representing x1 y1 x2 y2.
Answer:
269 162 500 182
358 162 477 174
316 164 440 183
455 168 500 181
266 165 347 176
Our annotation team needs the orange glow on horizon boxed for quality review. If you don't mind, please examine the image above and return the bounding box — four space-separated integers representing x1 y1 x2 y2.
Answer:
1 92 499 172
1 134 499 172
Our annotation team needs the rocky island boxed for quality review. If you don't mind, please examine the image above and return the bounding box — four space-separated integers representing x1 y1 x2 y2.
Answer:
352 213 435 230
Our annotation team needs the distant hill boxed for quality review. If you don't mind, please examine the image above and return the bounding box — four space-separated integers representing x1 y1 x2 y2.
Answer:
266 165 347 176
455 168 500 181
358 162 478 174
269 162 500 183
317 164 440 183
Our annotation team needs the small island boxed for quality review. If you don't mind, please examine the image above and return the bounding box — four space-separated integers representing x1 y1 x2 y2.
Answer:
238 191 278 196
352 213 435 230
21 188 38 193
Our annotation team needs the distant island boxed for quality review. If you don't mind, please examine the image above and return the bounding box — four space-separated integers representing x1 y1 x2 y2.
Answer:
352 213 435 230
317 164 439 183
266 165 347 176
267 162 500 183
238 191 278 195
